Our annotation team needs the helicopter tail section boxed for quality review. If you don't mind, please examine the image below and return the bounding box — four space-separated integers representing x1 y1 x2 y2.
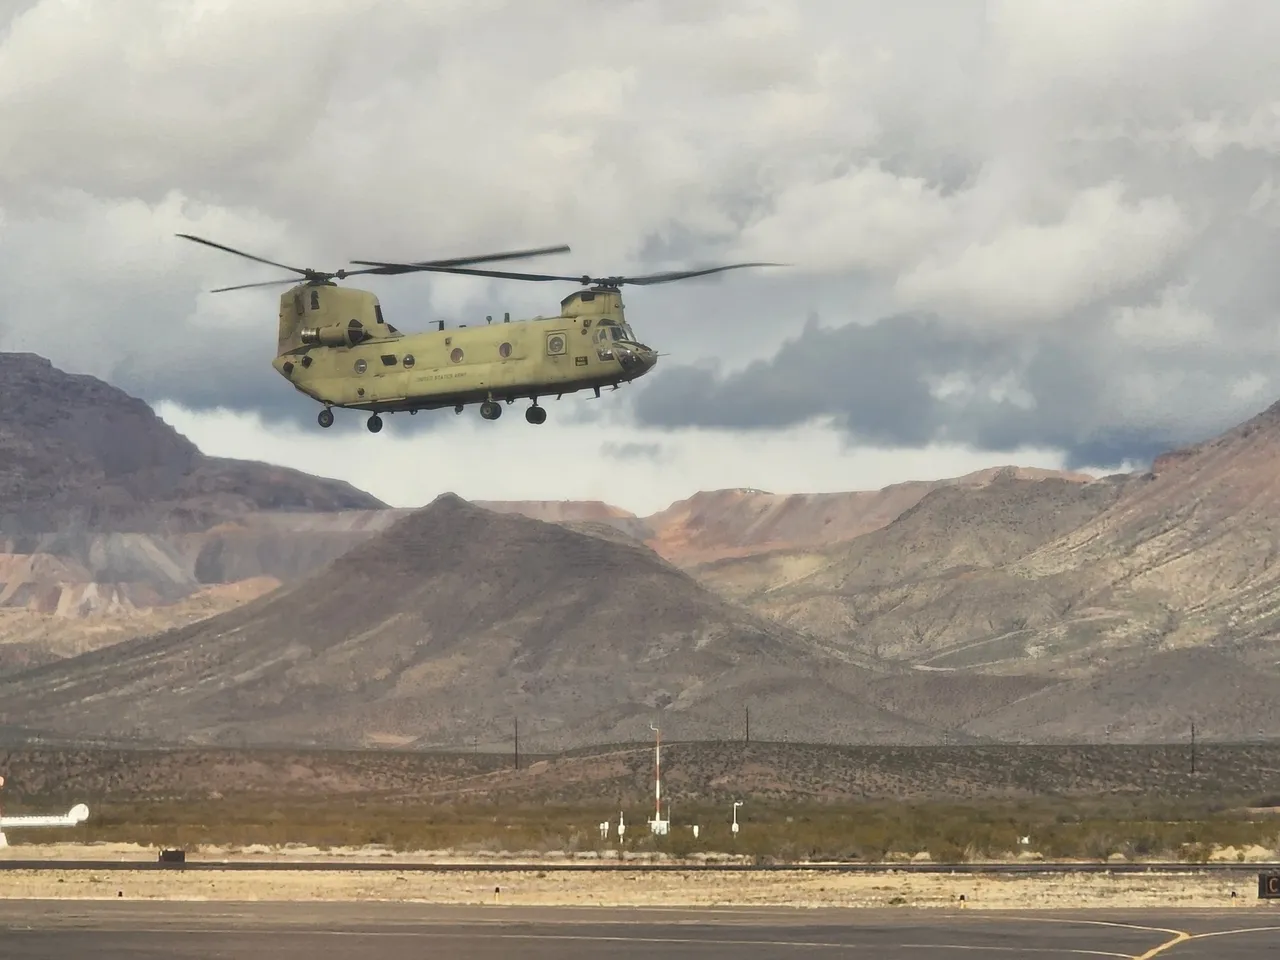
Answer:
277 287 309 354
276 285 387 357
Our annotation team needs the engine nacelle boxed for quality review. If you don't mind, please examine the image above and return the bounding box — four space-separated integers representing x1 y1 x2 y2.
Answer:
300 318 371 348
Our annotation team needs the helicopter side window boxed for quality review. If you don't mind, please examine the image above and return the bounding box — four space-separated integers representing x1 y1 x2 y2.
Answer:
310 290 320 310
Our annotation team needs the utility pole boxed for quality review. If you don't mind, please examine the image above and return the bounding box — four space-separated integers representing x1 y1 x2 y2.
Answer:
514 717 519 771
745 706 750 744
1190 720 1196 775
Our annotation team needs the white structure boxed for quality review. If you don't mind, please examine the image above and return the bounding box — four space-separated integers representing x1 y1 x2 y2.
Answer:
599 820 610 839
0 776 90 849
617 811 626 841
647 723 670 835
692 825 700 839
731 800 743 836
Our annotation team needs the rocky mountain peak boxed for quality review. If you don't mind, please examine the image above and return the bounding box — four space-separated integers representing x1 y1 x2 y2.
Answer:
0 351 384 531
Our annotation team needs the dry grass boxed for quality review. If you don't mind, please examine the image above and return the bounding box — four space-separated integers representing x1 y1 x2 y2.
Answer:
7 741 1280 805
5 743 1280 866
4 797 1279 865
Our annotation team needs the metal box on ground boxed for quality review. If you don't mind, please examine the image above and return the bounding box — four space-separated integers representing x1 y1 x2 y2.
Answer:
1258 872 1280 899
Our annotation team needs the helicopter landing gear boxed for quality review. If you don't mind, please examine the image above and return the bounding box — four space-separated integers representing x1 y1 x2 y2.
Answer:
480 400 502 420
317 408 334 429
525 404 546 425
366 414 383 433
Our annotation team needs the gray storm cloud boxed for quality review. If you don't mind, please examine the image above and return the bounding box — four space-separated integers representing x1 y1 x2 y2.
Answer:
2 0 1280 463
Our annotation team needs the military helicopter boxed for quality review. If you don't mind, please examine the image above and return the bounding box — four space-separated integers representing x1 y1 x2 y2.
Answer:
178 233 780 432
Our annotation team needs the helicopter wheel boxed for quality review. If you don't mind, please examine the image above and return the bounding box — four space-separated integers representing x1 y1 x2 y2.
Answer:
317 408 334 429
366 414 383 433
525 404 547 425
480 400 502 420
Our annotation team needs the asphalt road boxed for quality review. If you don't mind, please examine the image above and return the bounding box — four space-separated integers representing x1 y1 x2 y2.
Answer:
2 901 1279 958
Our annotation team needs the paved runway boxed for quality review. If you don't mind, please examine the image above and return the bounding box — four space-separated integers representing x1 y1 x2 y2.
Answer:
1 901 1279 958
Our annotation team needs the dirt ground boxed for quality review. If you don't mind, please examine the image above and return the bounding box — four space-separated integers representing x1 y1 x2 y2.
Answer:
4 839 1279 865
0 866 1267 910
0 842 1270 910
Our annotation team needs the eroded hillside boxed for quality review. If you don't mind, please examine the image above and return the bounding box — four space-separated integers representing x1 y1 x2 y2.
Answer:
0 494 931 750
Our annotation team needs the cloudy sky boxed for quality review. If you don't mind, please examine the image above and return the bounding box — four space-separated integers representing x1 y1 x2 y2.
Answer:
3 0 1279 515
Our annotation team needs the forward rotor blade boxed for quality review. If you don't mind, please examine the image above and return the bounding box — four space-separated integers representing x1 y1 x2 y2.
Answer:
615 262 786 285
176 233 308 276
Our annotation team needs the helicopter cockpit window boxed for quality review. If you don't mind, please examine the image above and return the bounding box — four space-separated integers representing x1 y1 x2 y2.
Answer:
374 304 385 325
310 290 320 310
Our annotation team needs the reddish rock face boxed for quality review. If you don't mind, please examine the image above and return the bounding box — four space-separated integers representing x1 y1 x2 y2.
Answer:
0 351 392 647
640 465 1095 565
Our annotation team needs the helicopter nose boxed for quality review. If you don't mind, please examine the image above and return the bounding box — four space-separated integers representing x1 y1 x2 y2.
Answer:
617 344 658 378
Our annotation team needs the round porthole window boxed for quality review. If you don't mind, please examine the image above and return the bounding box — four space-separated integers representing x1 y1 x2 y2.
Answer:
403 354 415 369
354 358 367 374
548 335 565 354
450 347 464 363
499 342 512 359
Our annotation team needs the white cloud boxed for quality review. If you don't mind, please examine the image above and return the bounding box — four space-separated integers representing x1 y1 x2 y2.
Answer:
896 182 1193 325
155 401 1077 517
736 164 954 273
1112 283 1216 348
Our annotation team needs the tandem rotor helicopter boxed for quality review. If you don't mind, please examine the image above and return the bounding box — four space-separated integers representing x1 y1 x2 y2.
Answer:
178 233 781 432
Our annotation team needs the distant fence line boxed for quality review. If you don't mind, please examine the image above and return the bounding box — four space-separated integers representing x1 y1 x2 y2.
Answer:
4 735 1280 758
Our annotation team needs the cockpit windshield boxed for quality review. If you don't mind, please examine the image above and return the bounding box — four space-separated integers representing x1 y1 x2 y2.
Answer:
595 321 637 343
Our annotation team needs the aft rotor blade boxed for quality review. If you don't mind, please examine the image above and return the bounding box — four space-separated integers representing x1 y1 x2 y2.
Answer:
176 233 308 276
210 277 310 293
349 262 589 282
352 243 571 271
341 260 786 286
207 265 436 292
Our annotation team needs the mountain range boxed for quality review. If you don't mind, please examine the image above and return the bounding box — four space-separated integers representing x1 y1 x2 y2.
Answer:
1 350 1278 747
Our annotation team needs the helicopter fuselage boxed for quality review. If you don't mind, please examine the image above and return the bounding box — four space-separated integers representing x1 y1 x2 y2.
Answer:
270 282 658 428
